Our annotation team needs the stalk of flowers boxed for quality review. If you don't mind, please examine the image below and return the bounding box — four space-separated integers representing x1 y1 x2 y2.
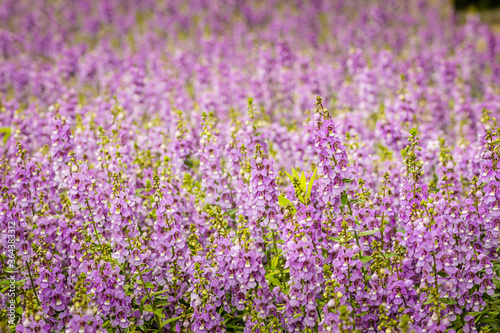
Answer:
60 151 112 261
1 187 43 332
371 172 398 251
227 220 276 331
396 128 429 319
169 109 196 178
312 111 378 329
410 195 456 330
28 214 72 330
352 175 414 330
183 223 226 333
97 123 138 193
50 113 74 185
225 120 252 220
439 131 495 323
330 216 369 331
143 182 190 329
478 128 500 257
436 138 462 200
197 112 231 210
52 196 131 332
446 186 492 332
249 143 279 235
313 97 356 214
223 110 256 224
207 210 236 315
397 129 466 330
101 175 150 329
5 146 59 329
17 224 61 332
280 202 324 332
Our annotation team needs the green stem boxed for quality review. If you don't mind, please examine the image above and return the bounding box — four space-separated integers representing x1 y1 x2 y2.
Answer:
26 261 40 306
86 200 104 253
271 230 279 257
262 226 271 265
379 212 386 250
271 230 286 283
431 251 439 292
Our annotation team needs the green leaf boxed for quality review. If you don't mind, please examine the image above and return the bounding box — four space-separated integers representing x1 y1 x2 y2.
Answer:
144 282 155 289
350 199 365 205
155 296 170 300
144 304 154 313
0 278 26 285
267 275 281 287
358 229 380 237
360 255 373 263
271 256 279 269
223 208 238 218
299 171 307 191
284 171 294 184
343 178 353 183
152 289 169 296
156 299 169 306
226 324 244 331
103 321 111 328
16 306 23 315
154 309 165 319
439 298 456 305
265 270 281 279
132 268 153 278
467 312 481 317
161 317 181 328
140 296 148 315
305 168 317 202
332 235 353 243
437 271 449 278
293 313 303 319
0 127 11 145
291 167 299 181
278 195 296 214
278 195 291 207
341 192 348 206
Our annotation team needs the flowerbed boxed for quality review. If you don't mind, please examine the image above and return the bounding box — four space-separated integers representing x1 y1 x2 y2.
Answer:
1 1 500 332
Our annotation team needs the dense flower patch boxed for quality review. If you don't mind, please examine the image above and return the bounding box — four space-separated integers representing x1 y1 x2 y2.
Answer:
1 0 500 332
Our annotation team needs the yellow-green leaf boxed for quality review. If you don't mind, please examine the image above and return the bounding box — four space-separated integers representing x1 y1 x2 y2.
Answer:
161 317 181 328
299 171 307 191
305 168 317 201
